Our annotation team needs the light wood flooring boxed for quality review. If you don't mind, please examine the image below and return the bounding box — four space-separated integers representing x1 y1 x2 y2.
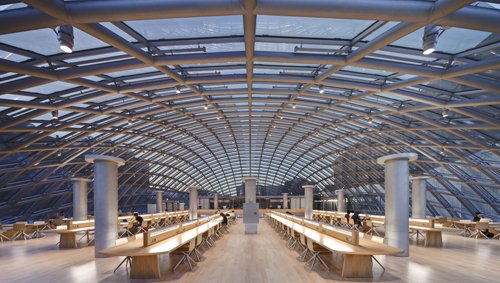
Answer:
1 220 499 283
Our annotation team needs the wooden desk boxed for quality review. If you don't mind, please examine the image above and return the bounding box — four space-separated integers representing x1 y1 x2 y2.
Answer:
100 216 222 279
45 226 95 248
454 221 476 237
409 226 442 247
269 212 403 278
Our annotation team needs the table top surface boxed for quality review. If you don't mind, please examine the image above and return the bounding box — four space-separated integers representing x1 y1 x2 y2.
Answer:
270 213 403 256
44 227 95 234
100 218 221 257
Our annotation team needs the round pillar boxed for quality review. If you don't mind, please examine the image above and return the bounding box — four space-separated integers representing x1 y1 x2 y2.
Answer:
85 155 125 258
411 176 430 219
71 178 91 221
156 191 163 213
335 189 345 213
189 185 199 220
377 153 417 257
282 193 289 209
242 177 257 203
213 193 219 210
303 185 315 220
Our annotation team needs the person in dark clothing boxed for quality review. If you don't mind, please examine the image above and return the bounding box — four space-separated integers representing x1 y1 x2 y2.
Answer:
352 211 363 229
345 210 352 222
473 211 481 222
133 212 143 226
220 212 228 225
285 211 293 215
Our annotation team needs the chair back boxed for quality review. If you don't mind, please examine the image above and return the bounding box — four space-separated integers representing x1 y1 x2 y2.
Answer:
196 233 203 245
365 219 373 227
188 239 196 252
475 222 489 230
300 232 306 246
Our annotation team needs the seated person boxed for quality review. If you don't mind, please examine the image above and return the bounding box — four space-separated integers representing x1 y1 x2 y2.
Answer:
285 211 293 215
473 211 481 222
351 211 363 229
131 212 144 234
220 212 228 226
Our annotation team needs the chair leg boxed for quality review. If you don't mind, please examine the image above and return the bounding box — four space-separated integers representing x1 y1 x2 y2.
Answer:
114 256 131 273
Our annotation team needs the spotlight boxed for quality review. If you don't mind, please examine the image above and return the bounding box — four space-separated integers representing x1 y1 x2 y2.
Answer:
57 151 61 157
217 116 221 120
204 105 208 110
422 24 443 55
51 110 59 120
280 116 283 119
368 117 373 124
292 104 296 109
442 109 449 118
57 25 74 53
319 85 325 94
128 119 132 125
175 86 181 94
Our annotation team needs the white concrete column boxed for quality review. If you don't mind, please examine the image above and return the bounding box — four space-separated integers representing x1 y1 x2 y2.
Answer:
156 191 163 213
213 193 219 210
303 185 315 220
411 176 430 219
335 189 345 213
85 155 125 258
282 193 289 209
377 153 418 257
189 185 199 220
242 177 259 234
242 177 257 203
71 178 91 221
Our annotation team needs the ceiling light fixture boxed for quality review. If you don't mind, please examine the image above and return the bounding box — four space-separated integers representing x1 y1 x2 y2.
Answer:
57 25 74 53
204 105 208 110
128 119 132 125
368 117 373 124
319 85 325 94
51 110 59 120
442 109 449 118
175 86 181 94
422 24 443 55
292 104 296 109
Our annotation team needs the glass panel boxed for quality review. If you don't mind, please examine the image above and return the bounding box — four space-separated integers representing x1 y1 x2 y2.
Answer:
125 16 244 40
257 15 374 39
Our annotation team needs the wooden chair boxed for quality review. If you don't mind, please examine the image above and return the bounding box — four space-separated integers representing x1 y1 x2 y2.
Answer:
305 237 330 271
365 219 381 236
172 239 197 271
119 221 135 238
190 233 204 261
298 233 311 262
470 222 490 239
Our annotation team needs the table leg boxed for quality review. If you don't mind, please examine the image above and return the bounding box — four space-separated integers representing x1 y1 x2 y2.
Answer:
341 254 373 278
130 255 161 279
59 233 77 249
424 230 443 247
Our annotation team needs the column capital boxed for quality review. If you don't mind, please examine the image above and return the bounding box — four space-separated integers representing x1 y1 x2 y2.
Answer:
410 175 431 181
302 184 315 189
242 177 258 183
71 177 91 183
377 153 417 165
282 192 289 195
189 185 199 190
85 155 125 167
335 189 344 193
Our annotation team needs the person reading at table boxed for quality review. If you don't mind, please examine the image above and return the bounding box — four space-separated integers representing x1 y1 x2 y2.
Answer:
220 213 228 226
473 211 481 222
131 212 143 234
352 211 363 229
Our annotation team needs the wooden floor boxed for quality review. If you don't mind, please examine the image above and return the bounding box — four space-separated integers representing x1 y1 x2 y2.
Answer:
1 220 499 283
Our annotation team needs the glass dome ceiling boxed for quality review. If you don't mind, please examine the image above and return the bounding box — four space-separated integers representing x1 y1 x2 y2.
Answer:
0 0 498 222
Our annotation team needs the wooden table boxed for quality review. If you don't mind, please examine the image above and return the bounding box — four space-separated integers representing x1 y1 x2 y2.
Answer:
409 226 442 247
100 218 222 279
45 227 95 249
269 213 403 278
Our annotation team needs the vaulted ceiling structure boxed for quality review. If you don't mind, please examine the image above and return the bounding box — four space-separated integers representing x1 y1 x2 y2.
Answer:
0 0 499 221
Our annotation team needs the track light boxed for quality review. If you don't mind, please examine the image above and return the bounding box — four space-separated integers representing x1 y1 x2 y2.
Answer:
442 109 449 118
57 25 74 53
422 24 443 55
51 110 59 120
368 117 373 124
175 86 181 94
319 85 325 94
204 104 208 110
128 119 132 125
292 104 296 109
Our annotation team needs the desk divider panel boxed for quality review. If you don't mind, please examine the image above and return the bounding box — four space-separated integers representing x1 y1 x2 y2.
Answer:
409 218 435 228
67 220 94 229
